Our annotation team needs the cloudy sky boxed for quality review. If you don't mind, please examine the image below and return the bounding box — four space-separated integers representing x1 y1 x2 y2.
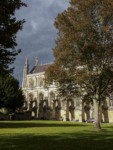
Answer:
14 0 69 85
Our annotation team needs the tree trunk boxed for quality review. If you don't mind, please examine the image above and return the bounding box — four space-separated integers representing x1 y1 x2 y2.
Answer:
93 99 101 130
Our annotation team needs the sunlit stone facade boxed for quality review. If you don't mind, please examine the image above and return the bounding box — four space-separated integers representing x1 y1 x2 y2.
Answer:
22 57 113 122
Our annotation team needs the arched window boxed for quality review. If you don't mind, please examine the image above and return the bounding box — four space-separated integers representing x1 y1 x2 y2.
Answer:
50 92 55 106
29 78 34 88
40 80 43 87
29 93 34 101
39 93 44 101
38 78 43 87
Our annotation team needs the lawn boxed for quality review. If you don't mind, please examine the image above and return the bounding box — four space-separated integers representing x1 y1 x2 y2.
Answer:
0 121 113 150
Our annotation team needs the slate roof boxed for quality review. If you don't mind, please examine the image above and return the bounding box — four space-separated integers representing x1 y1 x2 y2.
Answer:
30 64 51 74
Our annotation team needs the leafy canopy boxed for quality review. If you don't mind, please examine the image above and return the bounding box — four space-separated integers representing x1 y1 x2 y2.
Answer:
46 0 113 101
0 0 26 75
0 75 25 113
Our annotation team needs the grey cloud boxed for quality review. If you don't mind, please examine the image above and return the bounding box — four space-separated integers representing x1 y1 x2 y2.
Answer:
14 0 69 85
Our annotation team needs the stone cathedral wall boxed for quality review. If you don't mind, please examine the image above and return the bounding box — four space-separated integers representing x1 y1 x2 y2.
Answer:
22 60 113 122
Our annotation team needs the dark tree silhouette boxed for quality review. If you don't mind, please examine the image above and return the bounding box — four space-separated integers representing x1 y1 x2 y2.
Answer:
0 0 26 75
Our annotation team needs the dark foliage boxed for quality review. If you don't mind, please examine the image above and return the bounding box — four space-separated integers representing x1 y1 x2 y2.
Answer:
0 75 25 113
0 0 26 75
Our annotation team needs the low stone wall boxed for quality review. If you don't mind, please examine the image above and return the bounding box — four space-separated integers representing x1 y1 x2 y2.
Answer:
0 113 10 120
0 111 32 121
13 111 32 120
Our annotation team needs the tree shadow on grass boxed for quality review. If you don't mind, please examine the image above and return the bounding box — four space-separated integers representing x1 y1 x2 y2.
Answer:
0 130 113 150
0 121 88 128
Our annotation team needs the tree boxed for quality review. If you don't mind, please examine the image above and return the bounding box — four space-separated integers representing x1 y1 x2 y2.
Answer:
0 75 25 113
0 0 26 75
46 0 113 129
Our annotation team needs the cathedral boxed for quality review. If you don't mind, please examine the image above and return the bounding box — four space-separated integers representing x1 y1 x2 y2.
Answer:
22 57 113 122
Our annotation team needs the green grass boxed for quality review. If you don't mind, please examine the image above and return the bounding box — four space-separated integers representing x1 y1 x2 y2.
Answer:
0 121 113 150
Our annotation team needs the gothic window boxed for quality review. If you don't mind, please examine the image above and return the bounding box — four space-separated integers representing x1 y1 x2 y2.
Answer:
50 92 55 104
29 78 34 88
38 78 44 87
39 93 44 101
29 93 34 101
